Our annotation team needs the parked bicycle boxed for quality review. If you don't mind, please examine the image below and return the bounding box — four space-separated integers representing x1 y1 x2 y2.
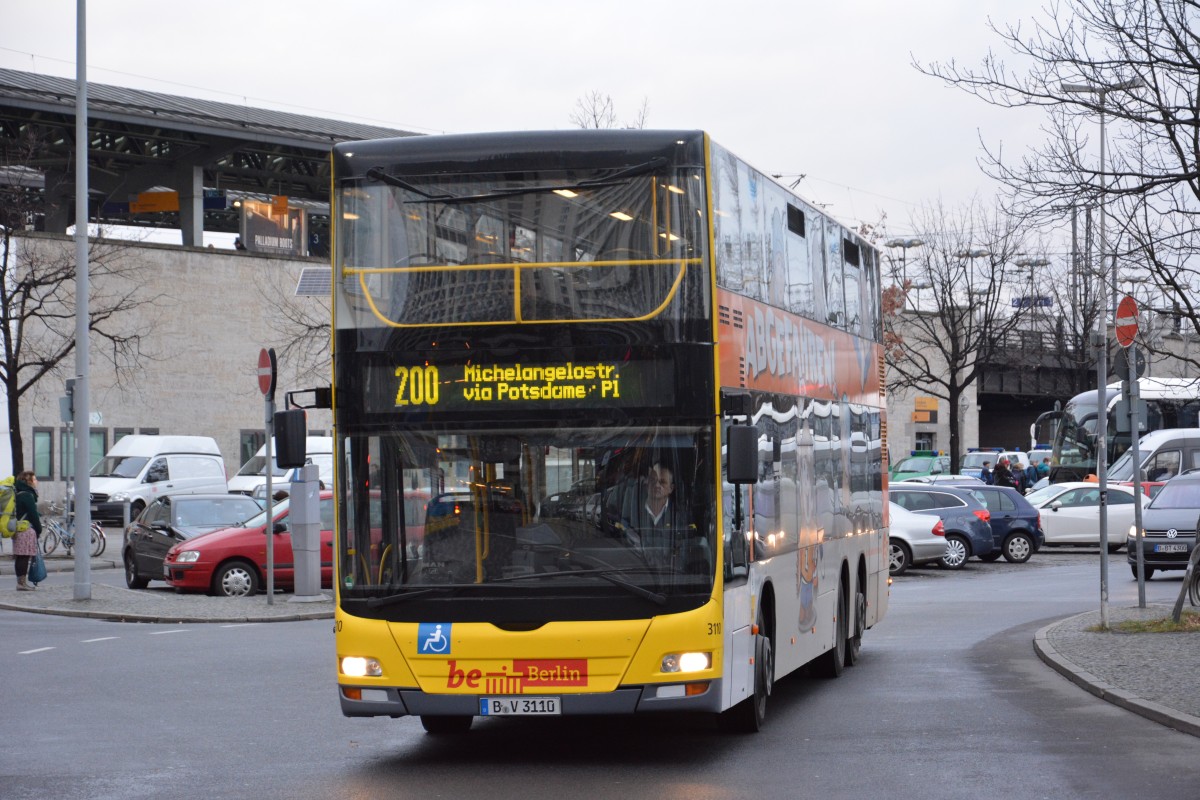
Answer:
40 513 106 557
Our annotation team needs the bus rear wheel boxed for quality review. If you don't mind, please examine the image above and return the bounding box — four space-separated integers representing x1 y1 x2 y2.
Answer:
814 580 847 678
420 715 473 734
846 579 866 667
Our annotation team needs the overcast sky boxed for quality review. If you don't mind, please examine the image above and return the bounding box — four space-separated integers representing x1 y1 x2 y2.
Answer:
2 0 1058 239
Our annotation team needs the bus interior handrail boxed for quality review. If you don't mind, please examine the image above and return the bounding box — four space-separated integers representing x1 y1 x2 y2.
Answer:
344 257 698 328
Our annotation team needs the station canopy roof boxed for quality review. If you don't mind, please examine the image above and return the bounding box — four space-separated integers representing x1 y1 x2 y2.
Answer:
0 67 418 233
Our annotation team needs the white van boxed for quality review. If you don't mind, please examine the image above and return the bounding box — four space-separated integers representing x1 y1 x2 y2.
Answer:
228 436 333 496
1108 428 1200 482
87 435 227 524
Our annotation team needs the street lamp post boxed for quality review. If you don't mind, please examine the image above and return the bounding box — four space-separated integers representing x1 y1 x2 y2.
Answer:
1061 77 1144 628
884 238 924 305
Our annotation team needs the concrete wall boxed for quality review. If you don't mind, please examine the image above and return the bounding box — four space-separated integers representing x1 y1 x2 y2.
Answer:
12 232 331 504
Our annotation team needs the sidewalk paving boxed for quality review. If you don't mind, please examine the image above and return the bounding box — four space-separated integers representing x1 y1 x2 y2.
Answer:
2 552 1197 737
0 551 331 623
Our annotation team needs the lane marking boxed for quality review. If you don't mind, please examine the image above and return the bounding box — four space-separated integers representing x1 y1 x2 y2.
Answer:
148 629 189 635
20 647 55 655
82 637 119 643
220 623 261 628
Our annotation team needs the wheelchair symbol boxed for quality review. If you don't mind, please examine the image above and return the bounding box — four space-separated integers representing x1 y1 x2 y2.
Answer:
418 622 452 654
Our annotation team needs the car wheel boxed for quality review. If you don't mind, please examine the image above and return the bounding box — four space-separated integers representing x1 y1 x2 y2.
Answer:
1003 532 1034 564
978 552 1002 563
888 540 911 576
1131 563 1155 580
124 551 149 589
213 560 260 597
420 715 473 734
939 535 969 570
129 501 146 522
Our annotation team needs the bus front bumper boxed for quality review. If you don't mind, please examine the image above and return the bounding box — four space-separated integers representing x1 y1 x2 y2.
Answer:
339 678 726 717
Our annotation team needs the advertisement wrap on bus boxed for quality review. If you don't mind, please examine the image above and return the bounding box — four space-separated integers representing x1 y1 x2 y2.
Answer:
319 130 888 733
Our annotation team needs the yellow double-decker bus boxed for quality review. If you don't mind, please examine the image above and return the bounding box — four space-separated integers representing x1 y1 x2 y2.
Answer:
325 130 888 732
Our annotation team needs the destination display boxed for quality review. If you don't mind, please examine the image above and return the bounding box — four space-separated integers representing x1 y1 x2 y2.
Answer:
366 359 676 413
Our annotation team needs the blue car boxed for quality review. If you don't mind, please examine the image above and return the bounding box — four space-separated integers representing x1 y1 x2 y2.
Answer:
888 483 996 569
947 483 1045 563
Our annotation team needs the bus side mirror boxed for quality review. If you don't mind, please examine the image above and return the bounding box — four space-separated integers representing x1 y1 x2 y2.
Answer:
727 425 759 485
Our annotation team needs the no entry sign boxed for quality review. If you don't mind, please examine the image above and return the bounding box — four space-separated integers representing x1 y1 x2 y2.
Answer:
258 347 277 397
1115 296 1139 348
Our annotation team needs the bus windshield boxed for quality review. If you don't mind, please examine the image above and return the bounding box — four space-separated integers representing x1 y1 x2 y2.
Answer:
339 423 714 617
337 162 707 331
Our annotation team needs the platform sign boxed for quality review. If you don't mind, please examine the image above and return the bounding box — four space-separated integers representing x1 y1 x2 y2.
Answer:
1115 296 1139 348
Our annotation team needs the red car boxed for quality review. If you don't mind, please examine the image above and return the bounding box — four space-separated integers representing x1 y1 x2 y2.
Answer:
164 492 336 597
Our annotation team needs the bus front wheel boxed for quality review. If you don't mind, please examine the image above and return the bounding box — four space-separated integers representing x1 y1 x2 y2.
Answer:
718 628 772 733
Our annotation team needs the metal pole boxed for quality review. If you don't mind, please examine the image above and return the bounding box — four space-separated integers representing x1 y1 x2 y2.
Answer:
73 0 92 601
1128 354 1145 607
264 401 274 604
1096 94 1110 629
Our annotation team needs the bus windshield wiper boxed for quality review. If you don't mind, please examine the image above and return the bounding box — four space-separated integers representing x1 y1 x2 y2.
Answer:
487 566 666 606
364 157 668 205
364 586 459 608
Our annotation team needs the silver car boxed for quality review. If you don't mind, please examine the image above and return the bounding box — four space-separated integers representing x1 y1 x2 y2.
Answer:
888 501 948 576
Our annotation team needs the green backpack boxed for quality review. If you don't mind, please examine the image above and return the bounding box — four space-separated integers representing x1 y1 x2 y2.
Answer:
0 476 31 538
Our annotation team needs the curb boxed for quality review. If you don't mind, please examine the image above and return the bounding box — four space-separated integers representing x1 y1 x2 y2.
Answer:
1034 613 1200 738
0 600 332 624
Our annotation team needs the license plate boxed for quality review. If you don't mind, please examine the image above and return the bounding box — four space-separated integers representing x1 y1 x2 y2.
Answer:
479 696 561 716
1154 544 1188 553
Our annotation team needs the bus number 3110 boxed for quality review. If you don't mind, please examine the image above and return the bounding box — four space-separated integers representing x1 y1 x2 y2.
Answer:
394 365 440 406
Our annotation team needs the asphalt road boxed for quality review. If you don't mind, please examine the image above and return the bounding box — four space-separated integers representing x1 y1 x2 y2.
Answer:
3 548 1199 800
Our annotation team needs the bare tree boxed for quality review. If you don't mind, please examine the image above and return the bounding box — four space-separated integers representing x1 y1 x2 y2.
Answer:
883 199 1042 470
1 131 159 471
915 0 1200 370
251 265 331 387
569 91 650 129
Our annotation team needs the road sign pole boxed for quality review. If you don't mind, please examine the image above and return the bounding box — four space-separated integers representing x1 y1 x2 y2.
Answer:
1128 355 1145 608
259 348 277 605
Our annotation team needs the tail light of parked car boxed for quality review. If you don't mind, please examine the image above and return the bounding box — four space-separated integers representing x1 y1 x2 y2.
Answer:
932 519 946 537
973 509 991 523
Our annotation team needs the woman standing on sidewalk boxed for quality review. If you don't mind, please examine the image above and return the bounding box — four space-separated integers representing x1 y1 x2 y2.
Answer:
12 470 42 591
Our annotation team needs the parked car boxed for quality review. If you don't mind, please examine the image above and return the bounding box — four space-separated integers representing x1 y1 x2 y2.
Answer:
960 450 1025 482
164 492 338 597
1024 481 1137 551
1126 470 1200 579
905 474 983 485
1117 480 1167 500
123 493 263 589
888 483 995 568
949 483 1045 563
890 453 951 482
887 501 947 576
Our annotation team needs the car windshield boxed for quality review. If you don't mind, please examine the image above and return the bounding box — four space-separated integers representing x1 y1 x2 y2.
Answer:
1024 485 1062 506
90 455 148 478
235 454 289 478
894 457 934 472
960 453 990 469
172 497 263 528
1147 480 1200 510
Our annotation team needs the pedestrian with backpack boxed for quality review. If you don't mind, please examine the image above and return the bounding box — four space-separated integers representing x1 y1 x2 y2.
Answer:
11 471 42 591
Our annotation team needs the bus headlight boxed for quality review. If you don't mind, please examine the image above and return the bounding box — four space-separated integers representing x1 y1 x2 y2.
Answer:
661 652 712 673
341 656 383 677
